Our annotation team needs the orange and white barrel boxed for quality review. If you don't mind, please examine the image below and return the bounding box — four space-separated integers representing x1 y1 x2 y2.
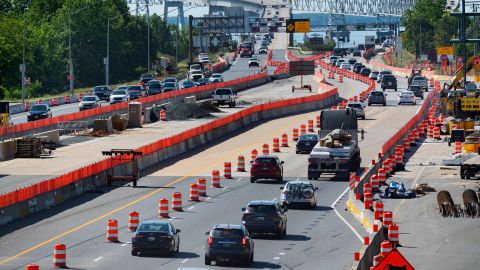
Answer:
128 211 139 231
454 141 462 154
382 160 390 176
403 138 410 152
160 109 167 121
418 123 425 137
159 199 169 218
273 138 280 152
316 115 321 128
281 133 289 147
427 125 433 138
262 144 269 155
380 240 393 257
300 124 306 135
339 75 344 83
433 127 441 139
224 162 232 179
395 150 403 168
383 211 393 228
364 191 372 209
65 95 70 103
388 223 399 246
371 174 379 191
349 172 356 190
211 170 221 187
292 128 299 141
197 178 207 196
308 120 314 132
251 149 258 161
26 264 39 270
106 219 119 242
378 168 386 185
53 243 67 268
237 156 246 171
363 182 372 194
189 184 200 201
408 133 416 146
172 192 183 211
374 200 384 221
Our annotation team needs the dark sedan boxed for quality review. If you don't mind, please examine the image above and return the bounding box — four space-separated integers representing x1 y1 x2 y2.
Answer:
195 78 209 86
181 80 196 89
92 85 110 101
131 220 180 256
127 85 144 99
27 104 52 122
296 134 319 154
241 200 287 238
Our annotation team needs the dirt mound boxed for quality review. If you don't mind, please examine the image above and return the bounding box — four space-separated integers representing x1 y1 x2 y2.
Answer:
199 101 222 112
111 114 128 131
151 102 212 121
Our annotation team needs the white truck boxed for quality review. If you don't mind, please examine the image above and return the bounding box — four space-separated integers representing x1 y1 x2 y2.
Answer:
212 88 236 107
365 35 375 50
308 109 361 180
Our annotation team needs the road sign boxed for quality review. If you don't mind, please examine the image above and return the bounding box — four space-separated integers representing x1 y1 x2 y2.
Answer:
24 77 31 85
286 19 310 33
289 60 315 76
67 75 74 81
373 248 415 270
437 46 454 55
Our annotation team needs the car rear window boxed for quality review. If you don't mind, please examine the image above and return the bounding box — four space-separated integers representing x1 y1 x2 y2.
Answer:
300 134 318 141
94 86 108 92
215 89 232 95
247 204 277 212
212 228 244 238
255 158 276 164
112 90 126 95
128 86 142 91
370 92 384 96
163 82 175 88
82 96 96 101
138 223 169 233
347 103 362 108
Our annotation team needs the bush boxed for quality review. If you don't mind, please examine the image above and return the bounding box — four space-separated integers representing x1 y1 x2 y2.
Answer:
0 86 5 100
28 80 43 98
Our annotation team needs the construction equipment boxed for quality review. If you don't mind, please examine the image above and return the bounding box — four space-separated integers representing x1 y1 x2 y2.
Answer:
441 56 480 117
308 109 361 181
102 149 142 187
0 102 9 127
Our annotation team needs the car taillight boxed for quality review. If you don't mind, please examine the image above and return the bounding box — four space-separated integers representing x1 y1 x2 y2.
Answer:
208 235 213 246
133 234 144 239
308 158 313 164
242 237 247 246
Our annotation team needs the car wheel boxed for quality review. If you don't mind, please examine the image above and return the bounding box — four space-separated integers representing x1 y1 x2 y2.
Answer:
296 150 300 154
276 229 284 239
205 255 212 265
277 176 283 183
368 103 371 106
131 250 138 256
398 102 401 105
250 251 254 262
176 239 180 253
383 102 386 106
311 201 317 209
283 225 287 236
250 177 256 183
362 116 365 120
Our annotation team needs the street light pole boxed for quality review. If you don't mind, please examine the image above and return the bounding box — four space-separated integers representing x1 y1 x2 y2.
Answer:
68 13 73 96
21 4 27 107
106 19 110 86
147 0 150 73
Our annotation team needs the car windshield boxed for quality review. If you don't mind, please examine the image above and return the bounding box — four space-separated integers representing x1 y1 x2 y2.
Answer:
163 82 175 88
370 92 384 96
127 86 142 91
183 81 194 86
380 71 392 75
190 64 201 70
94 86 108 92
31 104 47 111
164 78 176 83
371 71 379 75
212 74 222 78
112 90 126 95
299 134 318 141
247 204 277 212
138 223 169 233
192 71 202 75
141 74 153 79
212 228 243 239
115 86 128 91
401 92 413 96
347 103 362 108
413 76 426 81
255 158 276 164
215 88 232 95
410 86 421 91
82 96 97 101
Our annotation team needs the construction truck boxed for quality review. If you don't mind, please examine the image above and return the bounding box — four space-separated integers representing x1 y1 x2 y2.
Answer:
308 109 361 181
441 55 480 117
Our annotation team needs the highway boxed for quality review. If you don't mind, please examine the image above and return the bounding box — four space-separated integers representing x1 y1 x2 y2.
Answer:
0 69 427 270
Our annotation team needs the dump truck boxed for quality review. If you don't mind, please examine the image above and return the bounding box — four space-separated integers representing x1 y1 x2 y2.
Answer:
307 109 361 180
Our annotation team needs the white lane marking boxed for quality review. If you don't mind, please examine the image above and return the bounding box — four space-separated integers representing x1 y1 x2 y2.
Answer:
279 252 286 255
236 177 243 182
121 243 128 247
181 258 189 263
331 188 363 242
296 178 300 181
93 257 103 262
222 186 229 190
187 206 195 210
273 257 281 260
205 197 211 201
126 241 131 244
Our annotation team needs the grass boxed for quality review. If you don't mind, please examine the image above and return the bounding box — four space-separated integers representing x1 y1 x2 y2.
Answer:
389 48 417 68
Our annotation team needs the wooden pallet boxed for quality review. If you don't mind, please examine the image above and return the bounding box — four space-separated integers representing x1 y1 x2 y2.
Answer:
16 137 42 158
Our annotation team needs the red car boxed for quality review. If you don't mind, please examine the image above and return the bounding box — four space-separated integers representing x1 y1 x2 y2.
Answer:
250 155 284 183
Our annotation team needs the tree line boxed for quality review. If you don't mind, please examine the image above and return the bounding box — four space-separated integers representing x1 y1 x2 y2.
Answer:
0 0 190 100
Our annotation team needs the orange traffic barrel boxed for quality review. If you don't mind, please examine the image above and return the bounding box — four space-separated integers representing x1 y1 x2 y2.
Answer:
53 243 67 268
374 200 384 221
237 155 246 172
128 211 139 231
363 191 372 210
281 133 289 147
211 170 220 187
251 149 258 161
26 264 39 270
370 174 379 191
380 240 393 256
224 162 232 179
172 192 183 211
159 198 169 218
190 184 200 201
316 116 321 128
388 223 399 246
300 124 306 135
197 178 207 196
106 219 119 242
378 168 386 185
308 120 314 132
383 211 393 228
262 144 269 155
273 138 280 152
292 128 299 141
454 141 462 154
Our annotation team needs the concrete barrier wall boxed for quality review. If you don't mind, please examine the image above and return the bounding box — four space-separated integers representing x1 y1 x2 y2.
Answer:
3 76 271 141
0 88 339 226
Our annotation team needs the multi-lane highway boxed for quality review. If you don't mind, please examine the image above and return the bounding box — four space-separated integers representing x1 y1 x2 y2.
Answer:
0 65 428 269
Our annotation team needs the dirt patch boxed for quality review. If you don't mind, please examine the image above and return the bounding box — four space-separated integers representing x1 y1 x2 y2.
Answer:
199 101 222 112
151 102 212 121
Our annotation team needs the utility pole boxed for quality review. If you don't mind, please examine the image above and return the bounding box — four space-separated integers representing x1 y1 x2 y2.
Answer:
461 0 467 89
21 3 28 107
188 15 194 63
68 13 73 96
106 19 110 86
176 15 179 65
146 0 150 73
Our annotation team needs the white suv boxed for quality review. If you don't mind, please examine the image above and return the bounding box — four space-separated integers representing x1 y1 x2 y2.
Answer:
280 180 318 209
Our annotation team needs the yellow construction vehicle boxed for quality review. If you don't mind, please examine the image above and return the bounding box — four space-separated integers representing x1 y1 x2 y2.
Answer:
0 102 9 127
441 55 480 117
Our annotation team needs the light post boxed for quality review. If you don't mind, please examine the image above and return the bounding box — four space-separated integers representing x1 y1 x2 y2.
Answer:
21 3 28 107
68 5 89 97
146 0 150 73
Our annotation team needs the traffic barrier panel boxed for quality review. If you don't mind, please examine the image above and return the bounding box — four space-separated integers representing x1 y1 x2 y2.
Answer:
281 133 289 147
128 211 139 231
251 149 258 161
388 223 399 246
197 178 207 196
190 184 200 201
159 199 169 217
237 156 246 172
172 192 183 211
224 162 232 179
212 170 220 187
273 138 280 152
107 219 119 242
292 128 299 141
349 172 356 190
308 119 314 132
380 240 393 257
262 144 269 155
53 243 67 268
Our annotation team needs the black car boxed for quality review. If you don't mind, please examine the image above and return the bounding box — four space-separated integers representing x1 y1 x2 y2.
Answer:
359 67 371 77
408 85 424 99
127 85 143 99
353 50 362 57
146 80 162 95
381 75 398 91
92 85 111 101
348 58 357 65
368 91 387 106
195 78 209 86
27 104 52 122
296 134 319 154
131 220 180 256
205 224 254 266
353 64 365 73
241 200 287 238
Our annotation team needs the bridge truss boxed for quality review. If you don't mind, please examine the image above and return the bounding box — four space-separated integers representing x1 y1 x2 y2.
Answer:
291 0 416 16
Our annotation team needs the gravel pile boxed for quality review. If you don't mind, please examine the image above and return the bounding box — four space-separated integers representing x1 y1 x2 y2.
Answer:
199 101 222 112
151 102 212 121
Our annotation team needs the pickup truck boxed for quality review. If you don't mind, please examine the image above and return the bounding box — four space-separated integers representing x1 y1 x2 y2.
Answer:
411 76 429 91
212 88 236 107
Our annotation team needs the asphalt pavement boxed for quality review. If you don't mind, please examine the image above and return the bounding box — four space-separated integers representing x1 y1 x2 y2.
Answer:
0 69 428 270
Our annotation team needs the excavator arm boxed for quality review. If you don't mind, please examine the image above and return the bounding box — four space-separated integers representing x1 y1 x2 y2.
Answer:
445 56 480 91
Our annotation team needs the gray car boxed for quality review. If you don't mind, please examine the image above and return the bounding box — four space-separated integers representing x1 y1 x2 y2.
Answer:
280 180 318 209
368 91 387 106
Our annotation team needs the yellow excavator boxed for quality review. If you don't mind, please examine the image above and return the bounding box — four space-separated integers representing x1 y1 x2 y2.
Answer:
441 55 480 117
